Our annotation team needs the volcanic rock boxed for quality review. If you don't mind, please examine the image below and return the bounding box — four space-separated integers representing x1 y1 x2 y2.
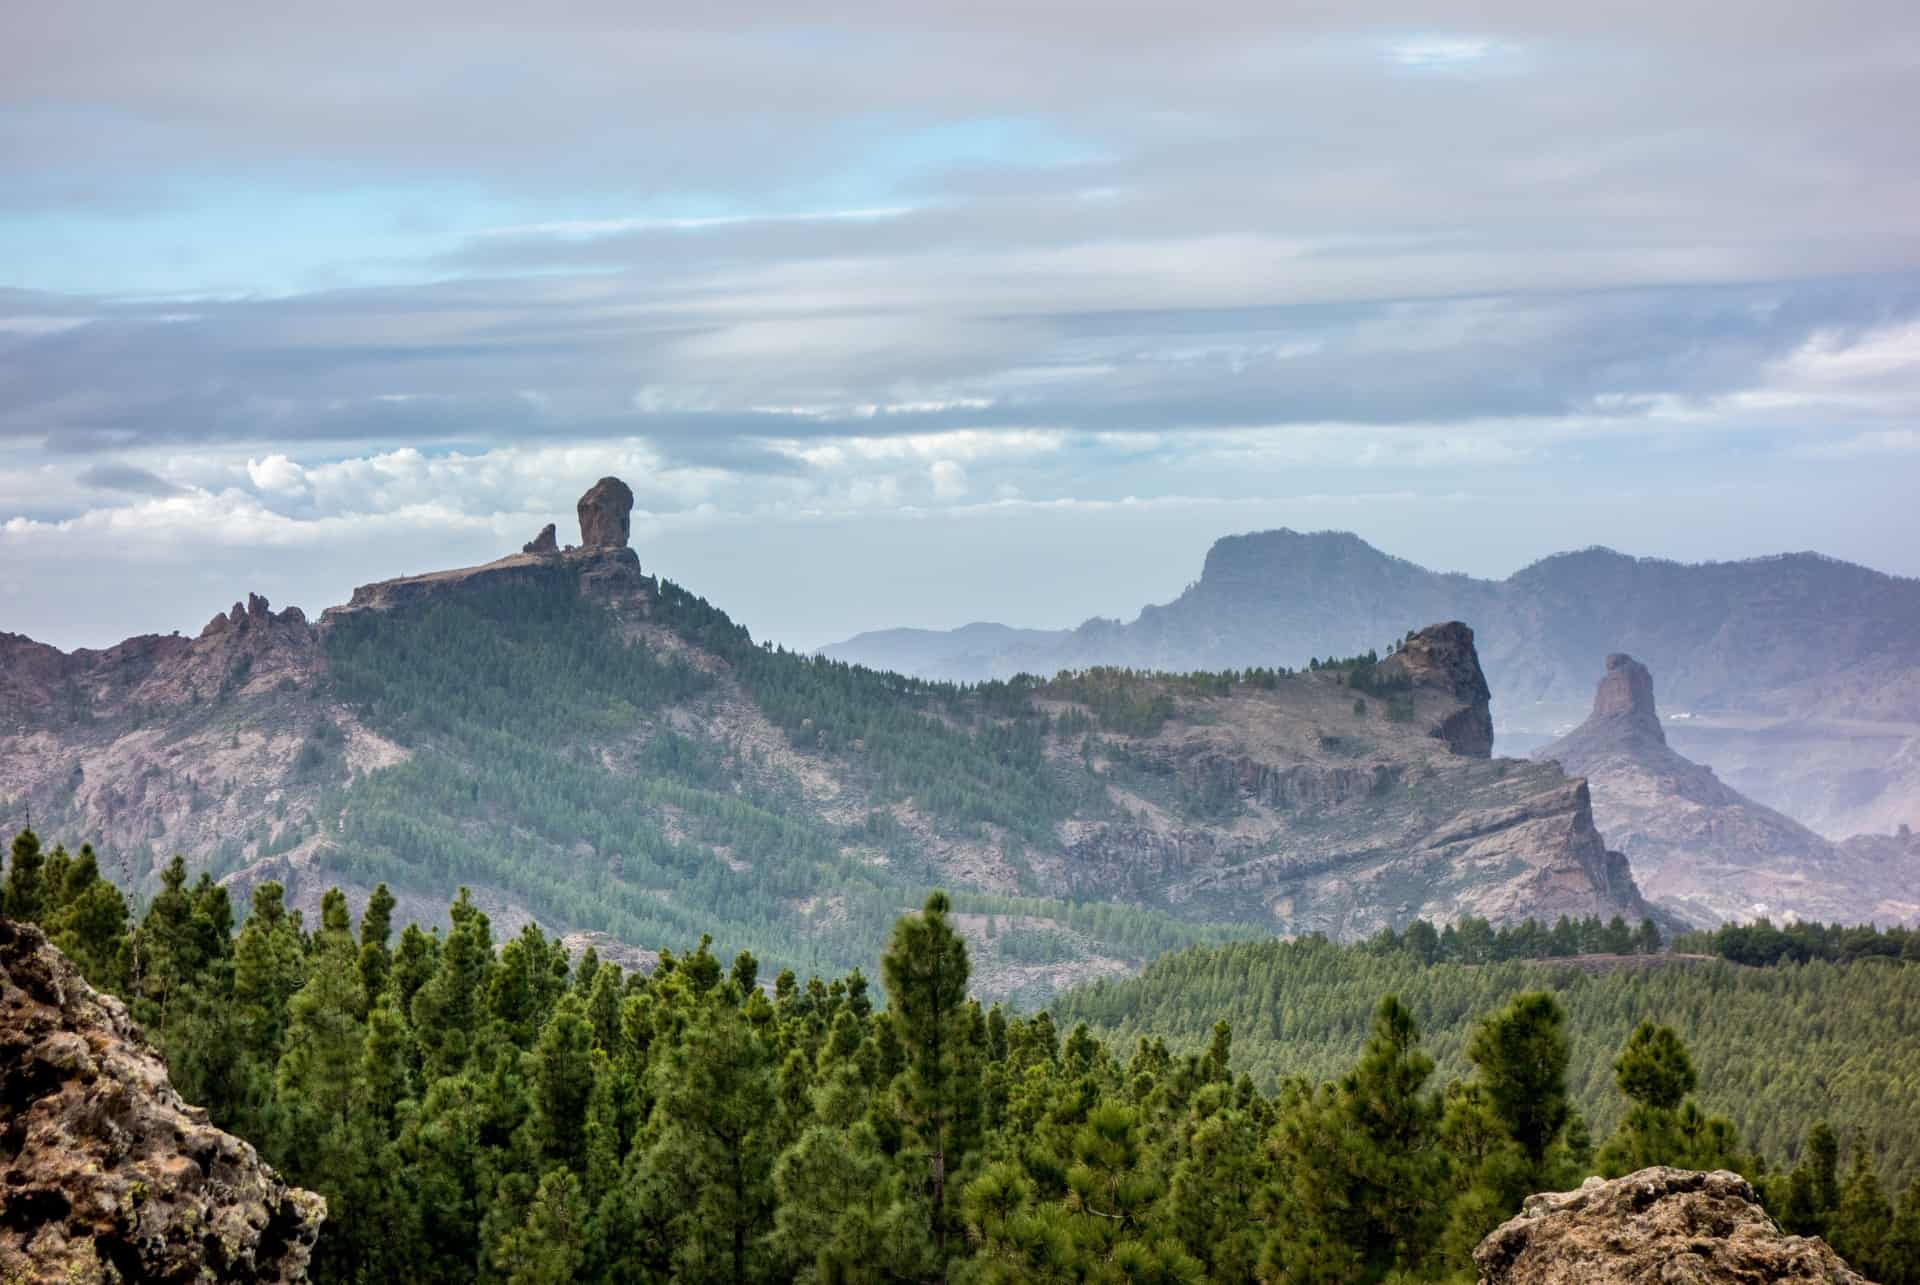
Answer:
1474 1167 1871 1284
523 522 559 555
1377 621 1495 757
0 916 325 1282
1535 655 1918 926
577 476 634 549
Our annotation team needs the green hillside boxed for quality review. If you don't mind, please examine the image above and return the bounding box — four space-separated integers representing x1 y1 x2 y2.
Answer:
1053 935 1920 1188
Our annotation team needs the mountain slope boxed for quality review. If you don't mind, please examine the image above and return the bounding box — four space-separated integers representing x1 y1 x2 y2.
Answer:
1532 655 1919 926
0 480 1653 996
823 530 1920 837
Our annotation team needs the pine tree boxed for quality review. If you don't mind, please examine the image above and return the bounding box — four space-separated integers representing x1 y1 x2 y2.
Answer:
880 890 977 1267
1466 991 1572 1187
4 828 47 922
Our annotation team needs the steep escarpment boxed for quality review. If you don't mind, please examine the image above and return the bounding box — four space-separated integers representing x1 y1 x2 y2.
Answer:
1535 655 1919 926
0 917 324 1282
1474 1168 1871 1284
3 482 1654 999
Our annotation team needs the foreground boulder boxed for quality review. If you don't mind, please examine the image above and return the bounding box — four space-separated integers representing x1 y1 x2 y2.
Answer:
0 917 324 1283
1475 1167 1872 1284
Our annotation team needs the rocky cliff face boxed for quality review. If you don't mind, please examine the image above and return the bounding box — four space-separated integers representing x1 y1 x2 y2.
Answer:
0 917 324 1282
1534 655 1919 927
1032 623 1653 938
1474 1168 1871 1284
1376 620 1496 757
577 475 634 548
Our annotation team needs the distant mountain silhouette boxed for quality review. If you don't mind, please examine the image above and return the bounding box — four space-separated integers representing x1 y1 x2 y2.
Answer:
825 531 1920 837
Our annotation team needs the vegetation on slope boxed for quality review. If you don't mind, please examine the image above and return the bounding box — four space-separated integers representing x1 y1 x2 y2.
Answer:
8 826 1920 1284
312 576 1224 983
1053 932 1920 1191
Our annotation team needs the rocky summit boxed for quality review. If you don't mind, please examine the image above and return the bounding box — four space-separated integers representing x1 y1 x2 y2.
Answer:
1535 654 1919 927
1474 1167 1872 1284
0 917 324 1283
577 475 634 548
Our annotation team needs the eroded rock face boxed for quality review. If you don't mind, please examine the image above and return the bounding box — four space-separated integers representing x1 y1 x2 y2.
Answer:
0 917 325 1283
1534 656 1917 927
577 476 634 548
1378 621 1496 757
523 522 559 555
1474 1167 1872 1285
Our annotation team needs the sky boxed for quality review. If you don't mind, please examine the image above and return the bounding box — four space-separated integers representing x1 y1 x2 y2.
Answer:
4 1 1919 653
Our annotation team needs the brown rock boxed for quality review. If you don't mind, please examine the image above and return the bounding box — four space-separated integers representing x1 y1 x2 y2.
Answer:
0 917 325 1283
523 522 559 555
1474 1167 1873 1285
1377 621 1495 757
1592 652 1661 734
577 476 634 548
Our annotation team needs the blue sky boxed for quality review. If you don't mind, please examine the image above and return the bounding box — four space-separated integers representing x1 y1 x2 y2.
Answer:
4 0 1919 650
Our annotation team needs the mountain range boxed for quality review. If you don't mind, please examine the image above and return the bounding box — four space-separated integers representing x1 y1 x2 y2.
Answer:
824 529 1920 841
0 479 1655 1001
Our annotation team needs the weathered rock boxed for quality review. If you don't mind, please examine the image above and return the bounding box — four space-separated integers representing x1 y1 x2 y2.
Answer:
1591 652 1662 737
1377 620 1496 757
1475 1167 1872 1284
1535 656 1919 927
523 522 559 555
0 917 325 1283
577 476 634 548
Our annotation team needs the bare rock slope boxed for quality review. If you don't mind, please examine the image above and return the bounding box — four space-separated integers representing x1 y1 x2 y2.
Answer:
0 916 324 1283
1534 655 1919 926
1475 1167 1871 1284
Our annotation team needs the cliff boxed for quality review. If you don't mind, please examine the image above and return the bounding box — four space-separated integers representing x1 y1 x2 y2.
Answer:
1535 655 1919 926
0 917 324 1282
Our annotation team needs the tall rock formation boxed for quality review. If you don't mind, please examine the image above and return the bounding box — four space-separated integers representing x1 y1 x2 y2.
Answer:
1534 655 1918 926
1474 1168 1871 1284
0 917 324 1282
577 475 634 548
1376 620 1495 757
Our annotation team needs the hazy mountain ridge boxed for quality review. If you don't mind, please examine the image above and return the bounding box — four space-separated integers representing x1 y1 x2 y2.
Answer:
1532 655 1919 927
824 530 1920 837
0 482 1655 998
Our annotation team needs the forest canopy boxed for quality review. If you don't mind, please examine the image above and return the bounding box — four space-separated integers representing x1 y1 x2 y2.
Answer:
7 826 1920 1284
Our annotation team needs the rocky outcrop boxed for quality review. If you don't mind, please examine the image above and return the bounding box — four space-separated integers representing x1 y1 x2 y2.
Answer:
577 476 634 548
0 917 324 1282
1377 621 1496 758
523 522 559 555
1535 656 1919 927
1474 1167 1871 1284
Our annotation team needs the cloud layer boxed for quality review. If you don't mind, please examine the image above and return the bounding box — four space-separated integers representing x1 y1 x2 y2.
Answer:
3 2 1919 649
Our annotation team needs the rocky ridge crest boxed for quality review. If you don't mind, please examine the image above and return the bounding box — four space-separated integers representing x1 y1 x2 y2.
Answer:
0 916 324 1282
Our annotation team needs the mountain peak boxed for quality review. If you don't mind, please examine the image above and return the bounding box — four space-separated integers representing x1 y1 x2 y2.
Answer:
1592 653 1664 744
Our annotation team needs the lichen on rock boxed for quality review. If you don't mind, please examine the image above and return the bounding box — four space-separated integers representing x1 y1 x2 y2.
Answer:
1474 1167 1873 1284
0 916 325 1283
